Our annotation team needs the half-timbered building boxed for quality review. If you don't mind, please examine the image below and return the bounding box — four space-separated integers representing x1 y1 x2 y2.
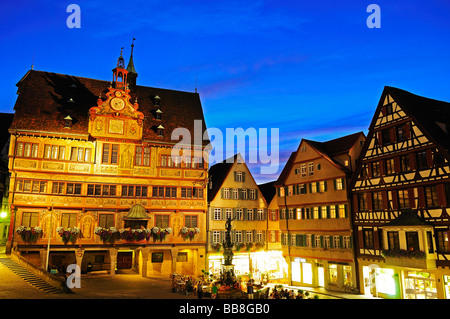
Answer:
6 46 209 278
350 86 450 299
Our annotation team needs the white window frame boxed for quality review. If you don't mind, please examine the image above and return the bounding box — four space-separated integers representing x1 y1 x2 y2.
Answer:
214 208 222 220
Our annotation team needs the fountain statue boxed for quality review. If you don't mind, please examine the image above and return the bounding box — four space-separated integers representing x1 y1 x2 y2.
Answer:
222 216 236 285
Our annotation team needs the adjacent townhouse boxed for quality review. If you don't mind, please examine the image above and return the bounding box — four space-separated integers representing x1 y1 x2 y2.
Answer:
207 154 284 283
275 132 365 292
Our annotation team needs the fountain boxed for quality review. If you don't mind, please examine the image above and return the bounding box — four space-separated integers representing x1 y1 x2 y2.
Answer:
217 216 244 299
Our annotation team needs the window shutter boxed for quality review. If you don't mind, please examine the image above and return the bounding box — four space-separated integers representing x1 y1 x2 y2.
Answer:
344 204 348 218
417 187 425 208
311 235 315 247
349 236 353 248
320 236 324 247
366 192 373 211
358 230 364 248
234 171 237 181
409 152 416 170
394 157 401 173
373 229 380 250
324 180 327 192
342 178 346 190
221 188 224 199
392 191 399 210
408 188 416 209
242 172 246 182
309 183 312 193
243 208 247 221
353 194 359 213
333 179 337 191
404 122 411 139
339 236 343 249
327 206 331 219
330 236 334 248
382 191 389 210
426 149 433 167
437 184 447 206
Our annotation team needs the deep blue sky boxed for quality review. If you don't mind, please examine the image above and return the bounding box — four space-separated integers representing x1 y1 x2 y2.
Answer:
2 0 450 183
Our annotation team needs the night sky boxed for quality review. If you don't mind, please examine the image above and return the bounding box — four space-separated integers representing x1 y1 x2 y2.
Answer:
2 0 449 183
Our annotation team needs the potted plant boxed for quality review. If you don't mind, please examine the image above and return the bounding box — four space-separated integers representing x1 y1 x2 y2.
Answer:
56 227 80 244
151 227 172 241
180 227 200 240
120 228 151 242
94 227 120 243
16 226 42 242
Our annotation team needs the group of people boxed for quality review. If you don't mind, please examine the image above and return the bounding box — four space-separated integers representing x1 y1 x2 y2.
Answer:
267 287 312 299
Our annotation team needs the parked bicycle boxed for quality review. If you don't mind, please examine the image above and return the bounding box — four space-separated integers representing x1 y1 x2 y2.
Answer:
343 283 359 294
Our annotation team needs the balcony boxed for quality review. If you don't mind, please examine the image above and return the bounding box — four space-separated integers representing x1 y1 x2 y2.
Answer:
382 249 436 269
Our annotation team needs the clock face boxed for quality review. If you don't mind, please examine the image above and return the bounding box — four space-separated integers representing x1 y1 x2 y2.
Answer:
110 97 125 111
114 91 122 97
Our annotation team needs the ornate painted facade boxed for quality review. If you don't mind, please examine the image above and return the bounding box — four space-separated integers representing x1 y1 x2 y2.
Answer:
6 46 209 277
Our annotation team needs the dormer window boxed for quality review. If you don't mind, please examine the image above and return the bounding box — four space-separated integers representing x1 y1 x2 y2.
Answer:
64 115 73 128
157 124 165 136
155 95 161 107
156 109 163 120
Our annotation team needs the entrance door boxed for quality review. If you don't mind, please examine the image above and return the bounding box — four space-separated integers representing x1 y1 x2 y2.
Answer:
318 266 324 287
117 252 133 269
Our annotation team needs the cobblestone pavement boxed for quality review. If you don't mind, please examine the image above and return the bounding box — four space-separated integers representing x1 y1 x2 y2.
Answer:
0 252 377 300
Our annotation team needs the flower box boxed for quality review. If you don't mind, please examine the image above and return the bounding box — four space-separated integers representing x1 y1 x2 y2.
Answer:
56 227 80 244
382 249 435 269
120 228 151 242
180 227 200 240
16 226 42 242
151 227 172 241
94 227 121 243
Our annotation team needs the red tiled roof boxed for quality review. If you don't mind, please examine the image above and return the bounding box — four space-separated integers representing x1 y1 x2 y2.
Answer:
11 70 208 145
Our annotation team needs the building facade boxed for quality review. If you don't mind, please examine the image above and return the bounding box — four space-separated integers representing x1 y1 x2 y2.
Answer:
207 154 284 283
6 47 209 277
276 132 365 292
350 86 450 299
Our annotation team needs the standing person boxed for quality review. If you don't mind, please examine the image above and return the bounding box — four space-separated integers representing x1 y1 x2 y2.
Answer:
247 280 254 299
197 281 203 299
211 282 218 299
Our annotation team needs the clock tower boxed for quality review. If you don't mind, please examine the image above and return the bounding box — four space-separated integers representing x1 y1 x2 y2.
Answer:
88 48 144 140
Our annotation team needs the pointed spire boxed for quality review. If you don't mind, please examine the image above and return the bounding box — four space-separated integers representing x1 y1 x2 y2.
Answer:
127 37 137 74
127 37 138 87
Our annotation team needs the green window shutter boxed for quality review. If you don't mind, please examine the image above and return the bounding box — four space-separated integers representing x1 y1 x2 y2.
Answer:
320 236 324 247
344 204 348 218
327 206 331 219
234 171 237 181
342 178 346 190
309 183 312 193
243 208 247 221
333 179 337 191
330 236 334 248
221 188 224 199
242 172 246 182
340 236 343 248
324 180 327 192
311 235 315 247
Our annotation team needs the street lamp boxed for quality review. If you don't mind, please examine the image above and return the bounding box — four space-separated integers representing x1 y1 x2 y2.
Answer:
0 212 7 219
